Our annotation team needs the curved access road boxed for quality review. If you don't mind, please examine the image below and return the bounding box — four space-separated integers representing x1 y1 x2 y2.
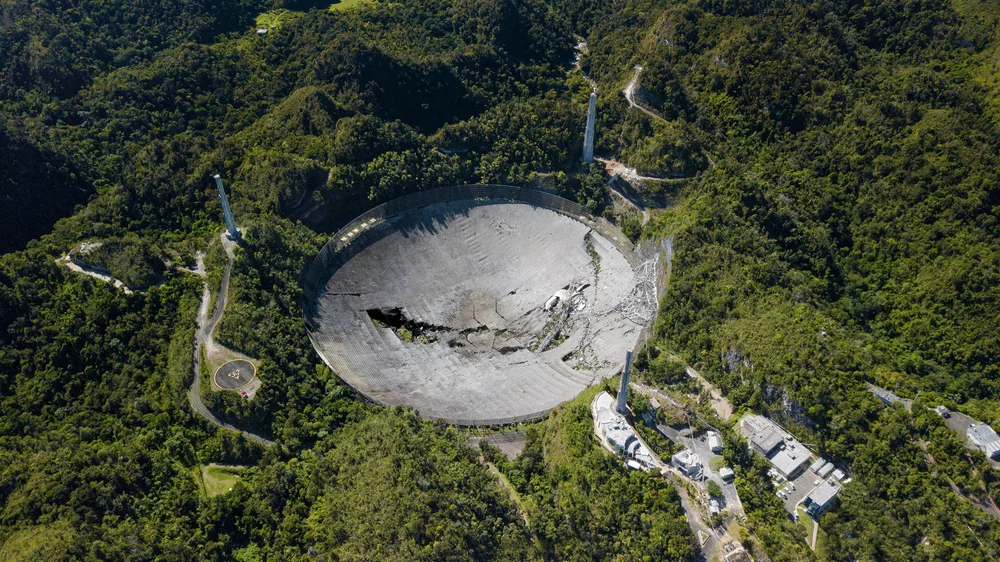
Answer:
624 65 668 124
188 240 276 447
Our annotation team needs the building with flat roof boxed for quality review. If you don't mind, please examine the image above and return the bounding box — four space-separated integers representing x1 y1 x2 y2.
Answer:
817 461 834 478
809 457 827 473
719 467 735 481
593 391 654 466
968 423 1000 460
770 443 811 479
803 479 841 517
743 419 783 457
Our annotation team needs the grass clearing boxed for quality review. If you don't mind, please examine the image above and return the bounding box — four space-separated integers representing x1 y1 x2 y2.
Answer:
796 506 815 538
197 464 248 497
0 521 76 561
796 505 829 557
328 0 373 11
255 9 303 29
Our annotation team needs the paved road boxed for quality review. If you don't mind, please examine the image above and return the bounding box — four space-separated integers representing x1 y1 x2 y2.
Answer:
668 472 721 561
188 241 275 447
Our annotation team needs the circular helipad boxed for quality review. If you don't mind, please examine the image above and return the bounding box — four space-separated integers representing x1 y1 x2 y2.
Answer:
305 187 653 425
214 359 256 390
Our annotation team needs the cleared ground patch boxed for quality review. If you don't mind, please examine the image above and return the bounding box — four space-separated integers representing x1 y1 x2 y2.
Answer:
255 9 302 28
328 0 373 11
197 464 248 498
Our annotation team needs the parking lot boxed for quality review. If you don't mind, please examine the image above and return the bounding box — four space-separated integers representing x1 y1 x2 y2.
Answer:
771 467 827 515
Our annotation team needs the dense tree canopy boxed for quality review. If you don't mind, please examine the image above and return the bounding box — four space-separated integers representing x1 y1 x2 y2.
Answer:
2 0 1000 559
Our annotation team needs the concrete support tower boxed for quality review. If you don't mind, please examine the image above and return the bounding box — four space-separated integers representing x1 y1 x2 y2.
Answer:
616 350 633 414
213 174 241 241
582 92 596 163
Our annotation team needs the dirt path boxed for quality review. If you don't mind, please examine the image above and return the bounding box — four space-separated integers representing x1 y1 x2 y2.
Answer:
683 365 733 421
624 65 669 124
61 258 135 294
188 237 274 447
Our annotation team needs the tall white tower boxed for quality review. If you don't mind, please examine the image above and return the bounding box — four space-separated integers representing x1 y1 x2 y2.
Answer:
582 92 597 163
213 174 241 242
616 350 633 414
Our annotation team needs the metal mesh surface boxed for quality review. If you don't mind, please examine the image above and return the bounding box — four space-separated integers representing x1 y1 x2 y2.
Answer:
304 185 646 426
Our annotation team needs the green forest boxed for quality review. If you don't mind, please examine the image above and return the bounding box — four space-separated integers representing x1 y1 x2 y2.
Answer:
2 0 1000 559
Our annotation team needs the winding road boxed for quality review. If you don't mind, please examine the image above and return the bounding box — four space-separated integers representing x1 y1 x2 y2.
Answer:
624 65 669 124
188 238 275 447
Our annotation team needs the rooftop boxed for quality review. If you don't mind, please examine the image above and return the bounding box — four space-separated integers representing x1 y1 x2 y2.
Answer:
968 423 1000 458
750 427 783 455
806 479 841 507
968 422 1000 445
770 444 811 477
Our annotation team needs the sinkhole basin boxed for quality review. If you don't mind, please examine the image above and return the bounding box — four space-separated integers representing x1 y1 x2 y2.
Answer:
303 185 647 425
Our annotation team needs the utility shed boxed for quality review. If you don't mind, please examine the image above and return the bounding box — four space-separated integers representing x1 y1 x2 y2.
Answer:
719 467 735 481
968 423 1000 460
817 461 834 478
708 431 724 453
809 457 827 473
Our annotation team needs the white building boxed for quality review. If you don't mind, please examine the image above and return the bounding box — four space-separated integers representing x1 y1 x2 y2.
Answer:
593 391 654 466
708 431 724 453
968 422 1000 460
719 467 735 481
804 479 841 517
672 449 701 477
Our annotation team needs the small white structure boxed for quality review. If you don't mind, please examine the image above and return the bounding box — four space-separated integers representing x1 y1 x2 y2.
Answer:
935 405 950 418
256 28 268 36
707 431 724 453
809 457 827 473
816 461 835 478
719 467 735 481
831 468 846 481
672 449 701 477
968 422 1000 460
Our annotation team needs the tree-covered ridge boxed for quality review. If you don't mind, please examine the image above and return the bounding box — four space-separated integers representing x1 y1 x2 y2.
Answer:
2 0 584 242
569 0 1000 558
491 386 696 561
2 0 1000 559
